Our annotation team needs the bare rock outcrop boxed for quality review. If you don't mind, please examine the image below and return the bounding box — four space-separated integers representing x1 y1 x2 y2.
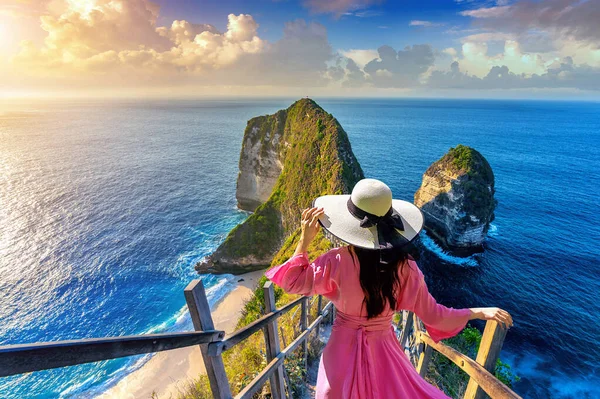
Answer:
236 111 286 211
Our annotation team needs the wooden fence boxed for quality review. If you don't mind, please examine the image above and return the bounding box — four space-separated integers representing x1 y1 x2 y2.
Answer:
0 278 520 399
398 311 522 399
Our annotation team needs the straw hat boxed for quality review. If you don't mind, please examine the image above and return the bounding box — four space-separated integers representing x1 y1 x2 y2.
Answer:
313 179 424 249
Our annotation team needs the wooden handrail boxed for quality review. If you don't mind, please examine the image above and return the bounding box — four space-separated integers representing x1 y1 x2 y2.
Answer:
235 302 334 399
0 330 223 378
0 276 518 399
207 295 305 356
419 333 522 399
0 279 335 399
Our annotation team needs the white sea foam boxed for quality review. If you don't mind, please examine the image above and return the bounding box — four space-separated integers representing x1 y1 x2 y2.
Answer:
419 232 479 267
487 223 499 238
502 349 600 399
89 272 239 398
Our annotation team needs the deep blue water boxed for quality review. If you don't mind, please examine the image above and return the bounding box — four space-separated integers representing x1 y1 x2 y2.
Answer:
0 98 599 398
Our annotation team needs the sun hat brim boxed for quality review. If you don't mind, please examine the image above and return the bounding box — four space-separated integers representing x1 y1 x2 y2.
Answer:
313 195 424 249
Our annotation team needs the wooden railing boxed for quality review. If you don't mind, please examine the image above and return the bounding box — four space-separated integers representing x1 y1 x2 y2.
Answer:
0 277 519 399
398 311 522 399
190 280 334 399
0 279 333 399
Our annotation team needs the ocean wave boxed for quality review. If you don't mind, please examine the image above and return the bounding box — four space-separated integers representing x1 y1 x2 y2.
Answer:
419 232 479 267
487 223 499 238
502 349 600 399
88 273 238 399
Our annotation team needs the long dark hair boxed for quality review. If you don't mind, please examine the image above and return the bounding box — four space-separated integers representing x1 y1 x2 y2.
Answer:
351 246 408 319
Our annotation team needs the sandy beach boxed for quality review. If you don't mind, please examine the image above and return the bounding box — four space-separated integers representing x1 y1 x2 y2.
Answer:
97 269 265 399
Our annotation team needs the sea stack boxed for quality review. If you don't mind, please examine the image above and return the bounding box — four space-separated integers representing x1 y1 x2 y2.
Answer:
196 98 364 274
414 145 496 254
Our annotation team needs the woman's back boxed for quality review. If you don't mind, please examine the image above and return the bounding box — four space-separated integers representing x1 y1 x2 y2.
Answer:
266 246 469 334
266 245 472 398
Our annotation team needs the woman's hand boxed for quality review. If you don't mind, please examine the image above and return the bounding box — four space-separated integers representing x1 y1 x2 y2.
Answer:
469 307 514 329
300 207 324 244
294 207 324 256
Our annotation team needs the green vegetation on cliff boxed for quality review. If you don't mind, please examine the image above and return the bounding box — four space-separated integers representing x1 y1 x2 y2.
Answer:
198 98 364 274
426 144 496 223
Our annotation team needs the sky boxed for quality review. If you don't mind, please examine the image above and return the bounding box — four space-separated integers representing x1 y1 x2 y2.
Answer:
0 0 599 98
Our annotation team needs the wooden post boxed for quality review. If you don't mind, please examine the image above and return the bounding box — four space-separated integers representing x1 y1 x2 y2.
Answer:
463 321 508 399
184 280 232 399
410 313 425 368
316 295 323 337
331 304 337 324
399 311 415 351
263 282 286 399
300 296 308 370
416 343 433 377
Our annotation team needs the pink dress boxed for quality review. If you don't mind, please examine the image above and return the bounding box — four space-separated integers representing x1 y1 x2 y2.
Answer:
265 246 471 399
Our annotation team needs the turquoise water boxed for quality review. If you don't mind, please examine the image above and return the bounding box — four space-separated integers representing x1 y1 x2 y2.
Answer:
0 98 598 398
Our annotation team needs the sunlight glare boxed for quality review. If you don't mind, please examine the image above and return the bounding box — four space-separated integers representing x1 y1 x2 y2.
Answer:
66 0 98 18
0 21 10 51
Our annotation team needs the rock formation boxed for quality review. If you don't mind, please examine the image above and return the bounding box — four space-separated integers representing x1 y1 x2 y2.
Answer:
414 145 496 253
236 111 286 211
196 99 364 274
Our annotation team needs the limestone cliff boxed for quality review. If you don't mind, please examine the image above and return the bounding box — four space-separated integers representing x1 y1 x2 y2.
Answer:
414 145 496 253
196 99 364 274
236 111 286 211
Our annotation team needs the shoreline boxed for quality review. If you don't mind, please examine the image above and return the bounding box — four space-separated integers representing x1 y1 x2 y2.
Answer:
96 269 265 399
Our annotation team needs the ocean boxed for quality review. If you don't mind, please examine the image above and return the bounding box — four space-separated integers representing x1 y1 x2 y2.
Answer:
0 98 598 398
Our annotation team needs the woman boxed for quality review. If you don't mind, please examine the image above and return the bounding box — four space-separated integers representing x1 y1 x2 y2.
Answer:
266 179 513 399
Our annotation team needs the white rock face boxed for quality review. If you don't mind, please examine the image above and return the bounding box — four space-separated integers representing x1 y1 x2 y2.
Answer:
236 119 285 211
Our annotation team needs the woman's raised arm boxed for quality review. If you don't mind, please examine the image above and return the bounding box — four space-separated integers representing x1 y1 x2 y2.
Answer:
265 207 340 298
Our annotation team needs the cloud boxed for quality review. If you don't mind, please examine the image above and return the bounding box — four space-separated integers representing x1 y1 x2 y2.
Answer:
347 10 384 17
409 20 443 27
0 0 54 18
363 44 435 87
460 0 600 45
427 58 600 91
5 0 600 95
230 19 334 86
460 5 511 19
457 39 547 77
341 58 368 87
460 32 514 43
156 20 219 46
10 0 337 88
340 48 379 68
443 47 458 58
302 0 383 16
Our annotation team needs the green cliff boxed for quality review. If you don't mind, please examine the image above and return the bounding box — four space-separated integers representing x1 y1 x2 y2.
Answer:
196 98 364 274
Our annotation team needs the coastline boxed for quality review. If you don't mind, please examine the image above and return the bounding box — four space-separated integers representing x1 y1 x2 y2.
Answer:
97 269 265 399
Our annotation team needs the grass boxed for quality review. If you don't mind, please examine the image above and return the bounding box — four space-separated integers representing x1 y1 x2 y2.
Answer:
424 326 520 398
